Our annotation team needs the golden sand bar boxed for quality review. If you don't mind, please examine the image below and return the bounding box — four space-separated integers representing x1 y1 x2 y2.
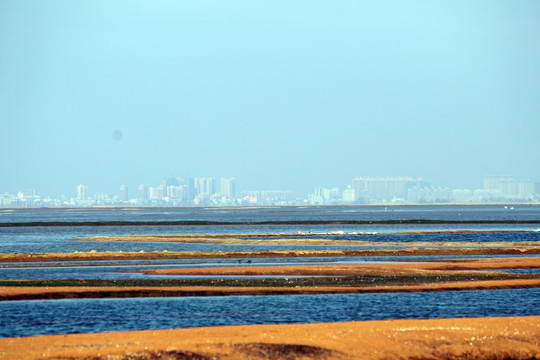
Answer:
3 257 540 300
3 279 540 301
2 247 540 264
72 232 540 247
1 316 539 359
138 257 540 276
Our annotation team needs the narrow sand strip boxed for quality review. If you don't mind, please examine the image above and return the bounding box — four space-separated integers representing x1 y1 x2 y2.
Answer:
138 257 540 276
71 232 540 247
3 279 540 300
2 247 540 263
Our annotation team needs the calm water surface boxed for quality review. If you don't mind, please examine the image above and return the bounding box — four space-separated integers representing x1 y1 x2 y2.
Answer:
1 288 539 338
1 206 539 338
1 206 539 254
1 205 539 223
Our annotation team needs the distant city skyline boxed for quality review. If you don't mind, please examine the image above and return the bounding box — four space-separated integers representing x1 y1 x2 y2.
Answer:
1 172 539 201
2 174 538 208
2 2 539 201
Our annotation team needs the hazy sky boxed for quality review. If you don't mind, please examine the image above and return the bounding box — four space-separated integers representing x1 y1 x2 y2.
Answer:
1 1 539 197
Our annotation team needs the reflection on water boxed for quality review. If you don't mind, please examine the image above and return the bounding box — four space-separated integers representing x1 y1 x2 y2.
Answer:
1 288 539 338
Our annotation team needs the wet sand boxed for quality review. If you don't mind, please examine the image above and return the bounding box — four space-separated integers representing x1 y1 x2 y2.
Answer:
1 316 539 359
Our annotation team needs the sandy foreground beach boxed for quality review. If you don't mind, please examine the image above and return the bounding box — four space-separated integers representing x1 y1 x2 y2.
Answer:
1 316 539 359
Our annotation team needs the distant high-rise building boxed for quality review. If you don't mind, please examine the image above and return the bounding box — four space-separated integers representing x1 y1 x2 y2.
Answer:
260 190 293 202
220 177 236 198
193 177 202 195
194 177 216 195
484 175 516 197
206 177 216 195
119 185 128 202
309 187 339 205
194 177 205 195
148 187 158 200
157 184 165 199
138 185 147 201
177 185 188 202
166 185 178 199
95 192 109 203
183 177 195 201
342 186 356 203
322 187 339 202
24 189 37 198
518 181 534 199
352 177 424 202
452 189 473 203
76 184 88 200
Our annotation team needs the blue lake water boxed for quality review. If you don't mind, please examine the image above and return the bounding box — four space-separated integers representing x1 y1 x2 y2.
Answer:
1 288 539 338
0 206 539 338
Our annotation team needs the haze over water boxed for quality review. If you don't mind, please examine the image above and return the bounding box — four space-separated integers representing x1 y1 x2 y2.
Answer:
1 1 539 197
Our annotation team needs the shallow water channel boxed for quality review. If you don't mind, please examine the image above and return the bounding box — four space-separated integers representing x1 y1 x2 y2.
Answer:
4 255 538 280
2 207 539 338
1 288 539 338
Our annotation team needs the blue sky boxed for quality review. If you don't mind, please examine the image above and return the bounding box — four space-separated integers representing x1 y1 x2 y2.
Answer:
1 1 539 197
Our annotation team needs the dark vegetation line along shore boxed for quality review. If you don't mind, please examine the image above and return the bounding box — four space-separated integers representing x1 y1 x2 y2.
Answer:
1 219 540 227
2 275 540 301
2 247 540 263
2 271 537 289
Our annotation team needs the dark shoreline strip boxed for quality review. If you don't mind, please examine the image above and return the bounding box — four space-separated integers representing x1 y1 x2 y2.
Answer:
4 281 540 301
2 273 536 289
2 248 540 263
1 219 540 227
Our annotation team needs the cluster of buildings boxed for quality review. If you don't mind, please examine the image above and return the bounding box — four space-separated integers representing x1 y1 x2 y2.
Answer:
2 177 294 207
1 175 539 208
133 177 290 206
72 177 242 207
309 176 538 205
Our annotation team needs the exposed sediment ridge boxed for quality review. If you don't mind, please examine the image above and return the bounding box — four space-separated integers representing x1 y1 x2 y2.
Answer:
1 316 539 360
138 257 540 275
71 231 540 247
2 257 540 300
2 279 540 301
2 247 540 263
